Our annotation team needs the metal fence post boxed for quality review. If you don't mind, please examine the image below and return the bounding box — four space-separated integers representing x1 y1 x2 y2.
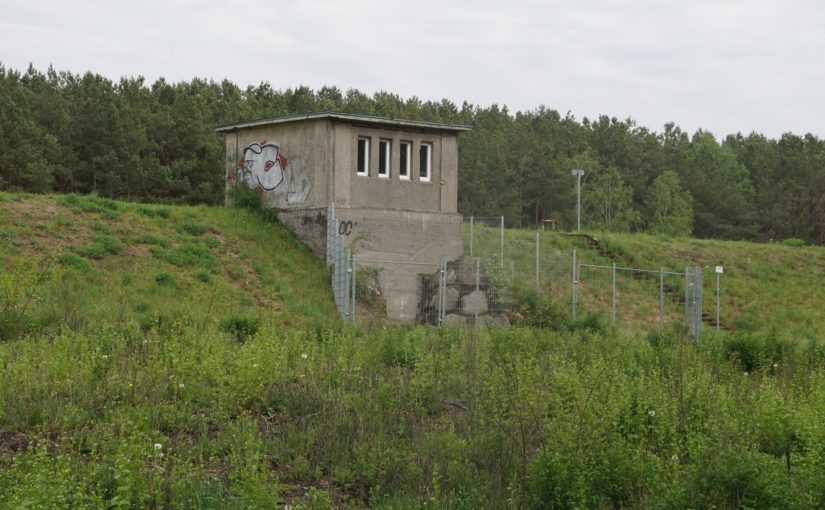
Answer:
344 249 351 322
350 253 356 323
611 262 616 328
535 232 540 292
684 266 690 331
694 266 702 343
475 257 480 293
659 267 664 329
469 216 474 257
572 249 578 320
500 216 504 268
716 270 720 331
438 260 447 324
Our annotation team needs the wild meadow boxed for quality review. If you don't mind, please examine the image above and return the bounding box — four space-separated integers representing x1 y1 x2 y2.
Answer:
3 194 825 508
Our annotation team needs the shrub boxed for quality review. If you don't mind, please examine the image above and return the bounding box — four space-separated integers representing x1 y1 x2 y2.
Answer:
723 332 795 371
149 243 220 273
181 222 208 236
782 238 806 247
220 315 260 342
74 234 124 260
194 269 211 283
57 253 91 272
155 271 176 286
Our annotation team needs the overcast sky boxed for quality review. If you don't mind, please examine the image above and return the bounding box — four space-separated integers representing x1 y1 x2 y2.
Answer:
1 0 823 138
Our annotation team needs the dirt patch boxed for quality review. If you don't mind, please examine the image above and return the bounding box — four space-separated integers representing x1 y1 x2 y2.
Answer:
219 244 274 310
1 200 93 255
0 432 30 456
126 243 151 258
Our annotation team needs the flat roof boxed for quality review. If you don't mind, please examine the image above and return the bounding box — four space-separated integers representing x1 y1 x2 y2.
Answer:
215 111 472 133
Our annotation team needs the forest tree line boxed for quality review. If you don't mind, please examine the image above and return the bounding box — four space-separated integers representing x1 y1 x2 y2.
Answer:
2 65 825 243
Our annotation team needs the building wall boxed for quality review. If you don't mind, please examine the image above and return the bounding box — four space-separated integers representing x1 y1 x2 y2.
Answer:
224 118 331 210
331 122 458 214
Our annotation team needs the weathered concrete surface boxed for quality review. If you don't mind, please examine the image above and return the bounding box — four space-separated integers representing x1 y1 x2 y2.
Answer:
275 207 327 258
224 115 462 215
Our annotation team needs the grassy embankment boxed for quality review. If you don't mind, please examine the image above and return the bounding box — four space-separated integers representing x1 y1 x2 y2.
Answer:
469 223 825 341
0 192 335 338
3 194 825 508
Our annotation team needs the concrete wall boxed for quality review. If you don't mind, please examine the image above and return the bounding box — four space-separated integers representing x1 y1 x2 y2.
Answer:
224 118 331 209
336 207 462 321
331 122 457 213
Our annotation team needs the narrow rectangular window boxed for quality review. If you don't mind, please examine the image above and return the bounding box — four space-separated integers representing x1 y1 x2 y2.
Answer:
399 141 411 180
419 142 432 182
357 137 369 176
378 139 391 177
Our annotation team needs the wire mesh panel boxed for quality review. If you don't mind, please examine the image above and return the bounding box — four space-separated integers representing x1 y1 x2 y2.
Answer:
327 203 353 322
575 262 702 335
441 256 514 327
463 216 504 261
352 259 441 325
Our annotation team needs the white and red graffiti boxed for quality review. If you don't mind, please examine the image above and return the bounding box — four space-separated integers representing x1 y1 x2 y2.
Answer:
230 141 311 204
237 142 288 192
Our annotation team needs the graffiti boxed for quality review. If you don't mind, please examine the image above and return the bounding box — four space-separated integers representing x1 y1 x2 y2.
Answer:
339 220 353 236
232 141 311 205
239 142 287 192
301 211 327 227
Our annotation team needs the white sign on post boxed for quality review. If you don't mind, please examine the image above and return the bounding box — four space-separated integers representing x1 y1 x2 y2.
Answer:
715 266 724 274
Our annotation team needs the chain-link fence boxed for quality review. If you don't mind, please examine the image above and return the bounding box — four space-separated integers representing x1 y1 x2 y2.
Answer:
347 256 514 326
328 209 714 336
464 220 716 339
327 203 354 322
575 262 705 339
327 206 514 326
463 216 504 261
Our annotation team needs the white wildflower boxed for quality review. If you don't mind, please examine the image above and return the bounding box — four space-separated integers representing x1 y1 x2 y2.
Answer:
773 362 779 369
101 354 108 360
671 454 679 462
744 371 749 377
154 443 162 450
301 353 308 359
253 363 259 369
178 383 185 389
648 410 656 418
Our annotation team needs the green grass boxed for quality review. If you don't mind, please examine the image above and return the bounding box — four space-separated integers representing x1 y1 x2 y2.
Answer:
3 320 825 508
5 193 825 507
470 224 825 341
0 193 336 339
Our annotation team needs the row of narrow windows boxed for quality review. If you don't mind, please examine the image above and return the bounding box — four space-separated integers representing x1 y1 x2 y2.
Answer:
356 137 432 182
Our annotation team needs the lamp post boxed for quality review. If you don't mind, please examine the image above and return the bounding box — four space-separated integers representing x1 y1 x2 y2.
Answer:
571 169 585 232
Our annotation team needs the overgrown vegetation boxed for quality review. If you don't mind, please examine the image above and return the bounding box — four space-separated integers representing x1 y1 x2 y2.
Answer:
4 318 825 508
3 65 825 243
4 194 825 507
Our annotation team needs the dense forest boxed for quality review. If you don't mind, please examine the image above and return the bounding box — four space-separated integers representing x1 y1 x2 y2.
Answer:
2 64 825 243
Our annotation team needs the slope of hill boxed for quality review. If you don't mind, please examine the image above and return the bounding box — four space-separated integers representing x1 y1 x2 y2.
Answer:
469 224 825 340
0 192 336 340
5 194 825 508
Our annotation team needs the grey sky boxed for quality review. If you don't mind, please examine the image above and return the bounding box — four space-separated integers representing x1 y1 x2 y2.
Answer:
1 0 823 138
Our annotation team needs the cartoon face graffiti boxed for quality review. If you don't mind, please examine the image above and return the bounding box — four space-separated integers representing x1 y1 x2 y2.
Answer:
238 142 288 192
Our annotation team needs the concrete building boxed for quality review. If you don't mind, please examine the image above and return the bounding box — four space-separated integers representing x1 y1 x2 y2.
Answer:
216 112 471 321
